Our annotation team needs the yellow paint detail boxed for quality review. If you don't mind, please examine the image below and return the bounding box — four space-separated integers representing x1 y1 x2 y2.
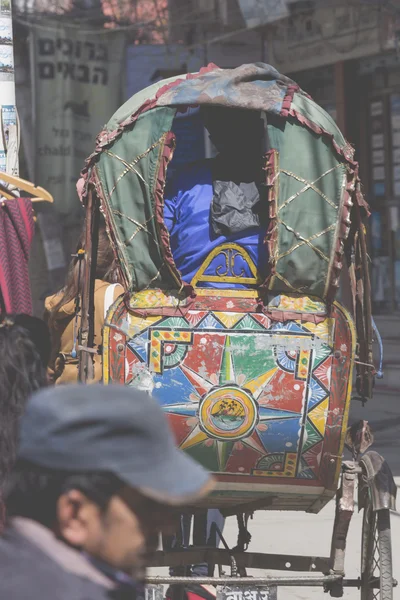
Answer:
191 243 261 288
245 368 277 397
199 386 257 441
103 323 110 384
296 349 311 380
302 319 335 344
253 453 298 478
214 312 244 329
149 330 192 374
333 300 357 486
128 289 188 309
309 397 329 436
195 288 258 298
126 315 162 337
180 428 208 450
267 293 326 314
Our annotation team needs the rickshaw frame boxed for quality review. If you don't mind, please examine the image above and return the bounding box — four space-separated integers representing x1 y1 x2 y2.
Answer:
76 63 397 598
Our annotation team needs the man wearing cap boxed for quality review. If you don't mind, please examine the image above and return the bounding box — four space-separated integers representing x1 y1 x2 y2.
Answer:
0 384 213 599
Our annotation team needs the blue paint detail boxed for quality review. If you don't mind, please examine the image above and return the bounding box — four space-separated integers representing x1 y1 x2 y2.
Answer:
270 321 305 333
204 252 254 279
197 314 225 329
152 367 195 406
275 349 296 372
258 406 301 420
308 377 328 409
255 417 301 454
297 460 317 479
163 403 198 416
127 333 149 361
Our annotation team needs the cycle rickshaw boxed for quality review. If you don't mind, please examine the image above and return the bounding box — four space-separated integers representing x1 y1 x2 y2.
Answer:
77 63 397 599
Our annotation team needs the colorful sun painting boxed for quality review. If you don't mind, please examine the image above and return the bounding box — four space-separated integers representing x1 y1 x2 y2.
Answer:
105 292 353 488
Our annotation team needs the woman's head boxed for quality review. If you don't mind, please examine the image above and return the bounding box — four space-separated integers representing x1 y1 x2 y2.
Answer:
0 315 49 484
73 220 120 283
49 219 121 322
95 226 120 283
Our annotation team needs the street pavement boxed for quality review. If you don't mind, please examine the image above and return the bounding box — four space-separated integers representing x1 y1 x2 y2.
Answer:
150 381 400 599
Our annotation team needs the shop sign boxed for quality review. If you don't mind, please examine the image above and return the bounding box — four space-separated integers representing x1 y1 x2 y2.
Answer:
268 5 381 73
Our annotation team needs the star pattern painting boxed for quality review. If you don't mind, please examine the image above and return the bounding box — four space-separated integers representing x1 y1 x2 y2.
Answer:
116 299 342 483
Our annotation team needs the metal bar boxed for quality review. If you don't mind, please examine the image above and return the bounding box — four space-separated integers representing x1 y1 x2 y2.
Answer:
78 189 98 382
329 470 356 576
145 576 362 588
149 549 330 574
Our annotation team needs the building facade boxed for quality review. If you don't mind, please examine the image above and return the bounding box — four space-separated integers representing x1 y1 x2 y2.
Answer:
265 3 400 313
164 0 400 312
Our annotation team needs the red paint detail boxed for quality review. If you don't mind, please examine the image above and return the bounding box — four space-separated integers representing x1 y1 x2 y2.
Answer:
185 311 209 326
180 365 210 397
183 332 226 386
302 440 324 477
105 297 354 501
251 312 271 329
225 442 264 474
261 148 278 293
166 413 194 446
258 370 305 413
280 84 299 117
313 358 332 388
319 304 353 490
109 328 126 384
213 472 320 487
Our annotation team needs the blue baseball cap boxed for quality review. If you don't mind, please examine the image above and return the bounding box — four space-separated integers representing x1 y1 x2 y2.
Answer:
18 384 213 505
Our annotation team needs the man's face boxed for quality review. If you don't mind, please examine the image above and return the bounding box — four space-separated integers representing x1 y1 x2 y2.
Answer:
57 487 179 579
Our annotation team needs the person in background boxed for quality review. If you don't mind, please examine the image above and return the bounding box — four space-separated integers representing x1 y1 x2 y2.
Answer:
164 106 268 289
0 384 213 599
45 221 124 384
162 107 266 582
0 314 50 526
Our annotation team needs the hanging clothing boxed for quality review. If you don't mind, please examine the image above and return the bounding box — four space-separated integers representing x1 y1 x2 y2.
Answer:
44 280 123 384
0 198 35 314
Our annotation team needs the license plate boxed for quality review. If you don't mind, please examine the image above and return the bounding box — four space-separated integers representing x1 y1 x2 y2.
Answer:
145 584 164 600
217 585 277 600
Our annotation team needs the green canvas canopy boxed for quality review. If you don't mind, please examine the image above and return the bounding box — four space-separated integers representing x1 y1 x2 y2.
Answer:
78 63 367 305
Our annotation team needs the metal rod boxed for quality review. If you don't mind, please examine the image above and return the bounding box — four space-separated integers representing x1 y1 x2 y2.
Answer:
144 575 357 587
78 189 98 382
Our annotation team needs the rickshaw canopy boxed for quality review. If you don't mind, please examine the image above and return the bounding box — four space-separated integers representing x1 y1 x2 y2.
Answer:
78 62 367 302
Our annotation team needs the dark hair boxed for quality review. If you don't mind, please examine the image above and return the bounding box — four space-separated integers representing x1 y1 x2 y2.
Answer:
0 317 48 486
48 220 121 328
202 106 263 153
12 314 51 368
6 460 124 527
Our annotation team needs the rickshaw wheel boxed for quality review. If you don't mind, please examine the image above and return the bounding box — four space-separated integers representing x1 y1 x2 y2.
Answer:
361 500 393 600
